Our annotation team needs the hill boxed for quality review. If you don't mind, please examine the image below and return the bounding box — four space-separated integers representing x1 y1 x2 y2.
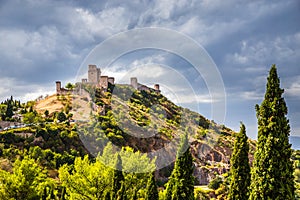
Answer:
32 83 256 185
0 82 258 199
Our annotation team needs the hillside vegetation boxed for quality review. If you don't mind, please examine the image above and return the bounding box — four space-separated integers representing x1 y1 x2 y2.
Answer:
0 70 297 199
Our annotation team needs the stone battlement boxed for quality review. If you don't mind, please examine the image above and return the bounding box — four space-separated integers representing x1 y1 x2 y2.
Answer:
56 65 160 94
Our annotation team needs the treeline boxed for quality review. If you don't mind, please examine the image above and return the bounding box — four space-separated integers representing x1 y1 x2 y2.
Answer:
0 133 194 199
0 96 21 121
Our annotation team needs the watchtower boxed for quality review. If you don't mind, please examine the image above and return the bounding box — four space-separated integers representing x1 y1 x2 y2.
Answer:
131 77 138 89
88 65 100 84
56 81 61 94
108 77 115 84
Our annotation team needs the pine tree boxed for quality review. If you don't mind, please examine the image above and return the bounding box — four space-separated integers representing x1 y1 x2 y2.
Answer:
145 173 159 200
249 65 295 199
5 100 13 119
112 154 125 200
228 123 250 200
165 133 194 200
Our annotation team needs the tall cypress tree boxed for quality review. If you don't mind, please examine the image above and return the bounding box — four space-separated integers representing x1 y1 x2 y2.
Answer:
228 123 250 200
165 133 194 200
5 100 13 119
112 154 124 200
249 65 295 199
145 173 159 200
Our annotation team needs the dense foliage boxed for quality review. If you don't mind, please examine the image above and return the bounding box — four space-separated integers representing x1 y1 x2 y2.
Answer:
145 173 159 200
250 65 295 199
164 133 194 200
228 123 250 200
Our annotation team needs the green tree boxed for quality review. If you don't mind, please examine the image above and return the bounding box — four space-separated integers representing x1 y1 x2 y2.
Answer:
145 173 159 200
57 111 67 122
5 100 13 119
97 142 156 199
44 110 49 118
59 155 111 199
249 65 295 199
112 154 125 200
23 112 36 124
165 133 194 200
65 82 74 90
228 123 250 200
0 157 54 200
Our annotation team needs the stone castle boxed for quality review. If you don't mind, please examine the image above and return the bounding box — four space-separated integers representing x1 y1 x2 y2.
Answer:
56 65 160 94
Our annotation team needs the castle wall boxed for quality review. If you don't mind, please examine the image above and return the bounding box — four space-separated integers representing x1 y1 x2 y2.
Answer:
56 65 161 96
108 77 115 84
100 76 108 89
56 81 72 95
82 78 87 83
138 84 150 92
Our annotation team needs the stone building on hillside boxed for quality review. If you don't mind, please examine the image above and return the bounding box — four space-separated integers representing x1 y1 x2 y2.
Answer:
56 64 160 94
56 81 71 95
88 65 101 84
130 77 160 93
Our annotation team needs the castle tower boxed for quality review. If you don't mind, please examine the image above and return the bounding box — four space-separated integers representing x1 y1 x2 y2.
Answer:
56 81 61 94
131 77 138 89
97 68 101 83
154 84 160 93
100 76 108 89
108 77 115 84
88 64 100 84
82 78 87 83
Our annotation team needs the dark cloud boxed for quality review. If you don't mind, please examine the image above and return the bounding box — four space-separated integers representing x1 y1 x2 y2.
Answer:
0 0 299 137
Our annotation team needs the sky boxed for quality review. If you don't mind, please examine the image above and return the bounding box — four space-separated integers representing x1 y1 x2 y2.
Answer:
0 0 299 139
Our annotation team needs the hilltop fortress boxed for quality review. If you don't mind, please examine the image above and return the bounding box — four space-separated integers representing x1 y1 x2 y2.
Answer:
56 65 160 94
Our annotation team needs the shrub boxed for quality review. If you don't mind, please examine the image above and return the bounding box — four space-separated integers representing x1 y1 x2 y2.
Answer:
208 176 223 190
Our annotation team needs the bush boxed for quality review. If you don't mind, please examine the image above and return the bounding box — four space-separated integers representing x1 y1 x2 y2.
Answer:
194 187 211 200
208 176 223 190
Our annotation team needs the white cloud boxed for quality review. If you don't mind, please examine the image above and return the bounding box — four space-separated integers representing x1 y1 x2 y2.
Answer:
71 6 130 40
239 91 263 100
0 77 55 103
285 76 300 98
0 0 299 137
226 32 300 66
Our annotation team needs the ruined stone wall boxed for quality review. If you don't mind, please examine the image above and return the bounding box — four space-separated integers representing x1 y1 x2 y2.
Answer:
131 77 138 89
88 64 100 84
108 77 115 84
100 76 108 89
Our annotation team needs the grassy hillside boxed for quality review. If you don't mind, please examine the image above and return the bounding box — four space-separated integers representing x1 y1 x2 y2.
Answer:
0 83 256 199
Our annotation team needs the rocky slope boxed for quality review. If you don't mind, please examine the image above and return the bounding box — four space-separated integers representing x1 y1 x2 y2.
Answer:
70 83 256 185
3 83 256 185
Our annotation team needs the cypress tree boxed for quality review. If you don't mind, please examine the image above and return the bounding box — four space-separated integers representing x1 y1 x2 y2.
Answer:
112 154 124 200
249 65 295 199
165 133 194 200
145 173 159 200
5 101 13 119
228 123 250 200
